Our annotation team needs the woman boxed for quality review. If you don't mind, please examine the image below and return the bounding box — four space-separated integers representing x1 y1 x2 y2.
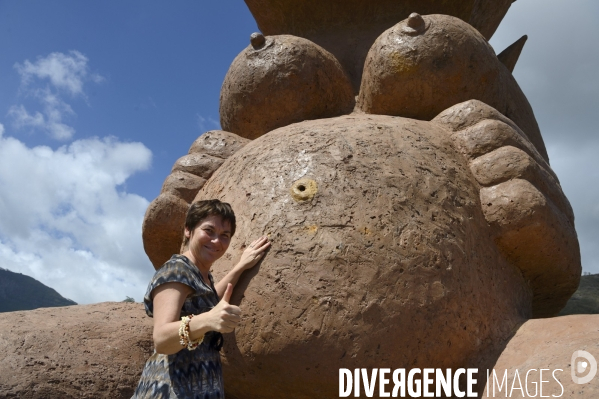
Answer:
132 199 270 399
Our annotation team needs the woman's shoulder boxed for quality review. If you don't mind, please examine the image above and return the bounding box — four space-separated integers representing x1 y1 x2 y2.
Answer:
149 255 201 287
143 255 205 317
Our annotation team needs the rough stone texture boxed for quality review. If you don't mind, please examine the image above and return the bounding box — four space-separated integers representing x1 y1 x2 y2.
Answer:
188 130 250 159
142 193 189 269
195 114 533 399
161 171 206 203
219 34 354 140
0 303 153 399
433 100 581 318
172 153 225 180
144 130 250 268
480 180 580 318
483 315 599 398
244 0 513 91
357 14 549 162
433 99 553 175
134 2 584 397
470 146 572 219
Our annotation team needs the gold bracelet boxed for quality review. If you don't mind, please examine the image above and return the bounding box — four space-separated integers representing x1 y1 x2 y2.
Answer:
179 315 204 350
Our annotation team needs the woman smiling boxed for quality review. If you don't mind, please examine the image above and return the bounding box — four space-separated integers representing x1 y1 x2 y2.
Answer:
132 199 270 399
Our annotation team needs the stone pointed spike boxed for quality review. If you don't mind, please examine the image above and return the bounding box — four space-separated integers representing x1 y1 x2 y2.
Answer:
497 35 528 73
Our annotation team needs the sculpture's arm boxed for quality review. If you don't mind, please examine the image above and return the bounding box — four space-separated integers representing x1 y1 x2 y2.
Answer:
142 130 250 268
433 100 581 318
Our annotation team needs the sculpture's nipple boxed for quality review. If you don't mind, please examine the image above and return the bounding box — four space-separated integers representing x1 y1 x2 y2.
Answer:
407 13 424 29
403 13 425 35
250 32 266 49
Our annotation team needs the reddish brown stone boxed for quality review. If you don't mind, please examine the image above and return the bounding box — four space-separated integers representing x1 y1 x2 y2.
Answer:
0 303 153 399
434 100 580 318
244 0 513 90
142 193 188 269
484 315 599 398
357 14 548 162
171 153 225 180
132 3 583 397
470 146 572 219
188 130 250 159
144 130 251 268
195 114 533 399
144 131 250 268
480 179 580 318
219 34 354 140
160 170 207 203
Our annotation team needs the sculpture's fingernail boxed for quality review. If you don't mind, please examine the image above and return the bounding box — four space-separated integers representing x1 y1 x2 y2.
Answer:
250 32 266 49
407 13 425 30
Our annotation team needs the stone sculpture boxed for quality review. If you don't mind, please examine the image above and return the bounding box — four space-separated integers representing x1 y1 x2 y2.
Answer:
483 315 599 398
0 1 588 399
140 1 583 398
0 303 153 399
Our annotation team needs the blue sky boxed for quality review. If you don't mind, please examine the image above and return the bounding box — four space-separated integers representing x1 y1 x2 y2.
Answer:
0 1 597 304
0 1 258 199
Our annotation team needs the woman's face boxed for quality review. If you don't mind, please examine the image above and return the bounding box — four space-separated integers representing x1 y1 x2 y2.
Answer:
185 214 232 268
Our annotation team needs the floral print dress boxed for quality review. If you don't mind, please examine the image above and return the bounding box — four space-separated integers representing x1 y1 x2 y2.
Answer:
132 255 224 399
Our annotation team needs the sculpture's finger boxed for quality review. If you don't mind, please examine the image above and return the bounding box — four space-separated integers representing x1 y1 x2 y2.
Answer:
434 100 581 318
161 171 206 203
433 99 549 163
143 130 250 269
171 153 225 181
480 179 580 317
470 145 574 221
451 119 550 171
433 99 517 134
161 130 249 203
187 129 250 158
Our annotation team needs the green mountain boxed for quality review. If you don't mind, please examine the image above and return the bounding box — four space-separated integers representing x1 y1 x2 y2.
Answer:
558 273 599 316
0 267 77 312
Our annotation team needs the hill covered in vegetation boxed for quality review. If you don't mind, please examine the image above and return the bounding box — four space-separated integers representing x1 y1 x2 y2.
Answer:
0 268 76 312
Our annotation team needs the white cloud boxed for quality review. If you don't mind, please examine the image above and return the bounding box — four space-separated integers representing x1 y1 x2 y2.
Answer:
9 51 103 140
8 89 76 140
0 123 155 304
15 50 99 96
7 104 45 129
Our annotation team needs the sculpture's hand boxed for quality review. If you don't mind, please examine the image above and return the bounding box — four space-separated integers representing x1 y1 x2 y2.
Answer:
142 130 250 268
433 100 581 317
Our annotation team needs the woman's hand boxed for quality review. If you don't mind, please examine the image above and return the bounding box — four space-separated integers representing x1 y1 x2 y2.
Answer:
237 235 270 270
203 283 241 333
214 236 271 299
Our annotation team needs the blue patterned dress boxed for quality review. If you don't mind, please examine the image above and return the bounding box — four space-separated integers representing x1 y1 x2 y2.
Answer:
132 255 225 399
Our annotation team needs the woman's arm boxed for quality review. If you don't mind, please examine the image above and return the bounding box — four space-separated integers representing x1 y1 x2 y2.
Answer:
214 235 270 299
152 282 241 355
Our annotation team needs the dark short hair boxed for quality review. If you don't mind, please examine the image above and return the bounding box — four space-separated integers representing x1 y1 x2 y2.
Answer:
182 199 236 246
